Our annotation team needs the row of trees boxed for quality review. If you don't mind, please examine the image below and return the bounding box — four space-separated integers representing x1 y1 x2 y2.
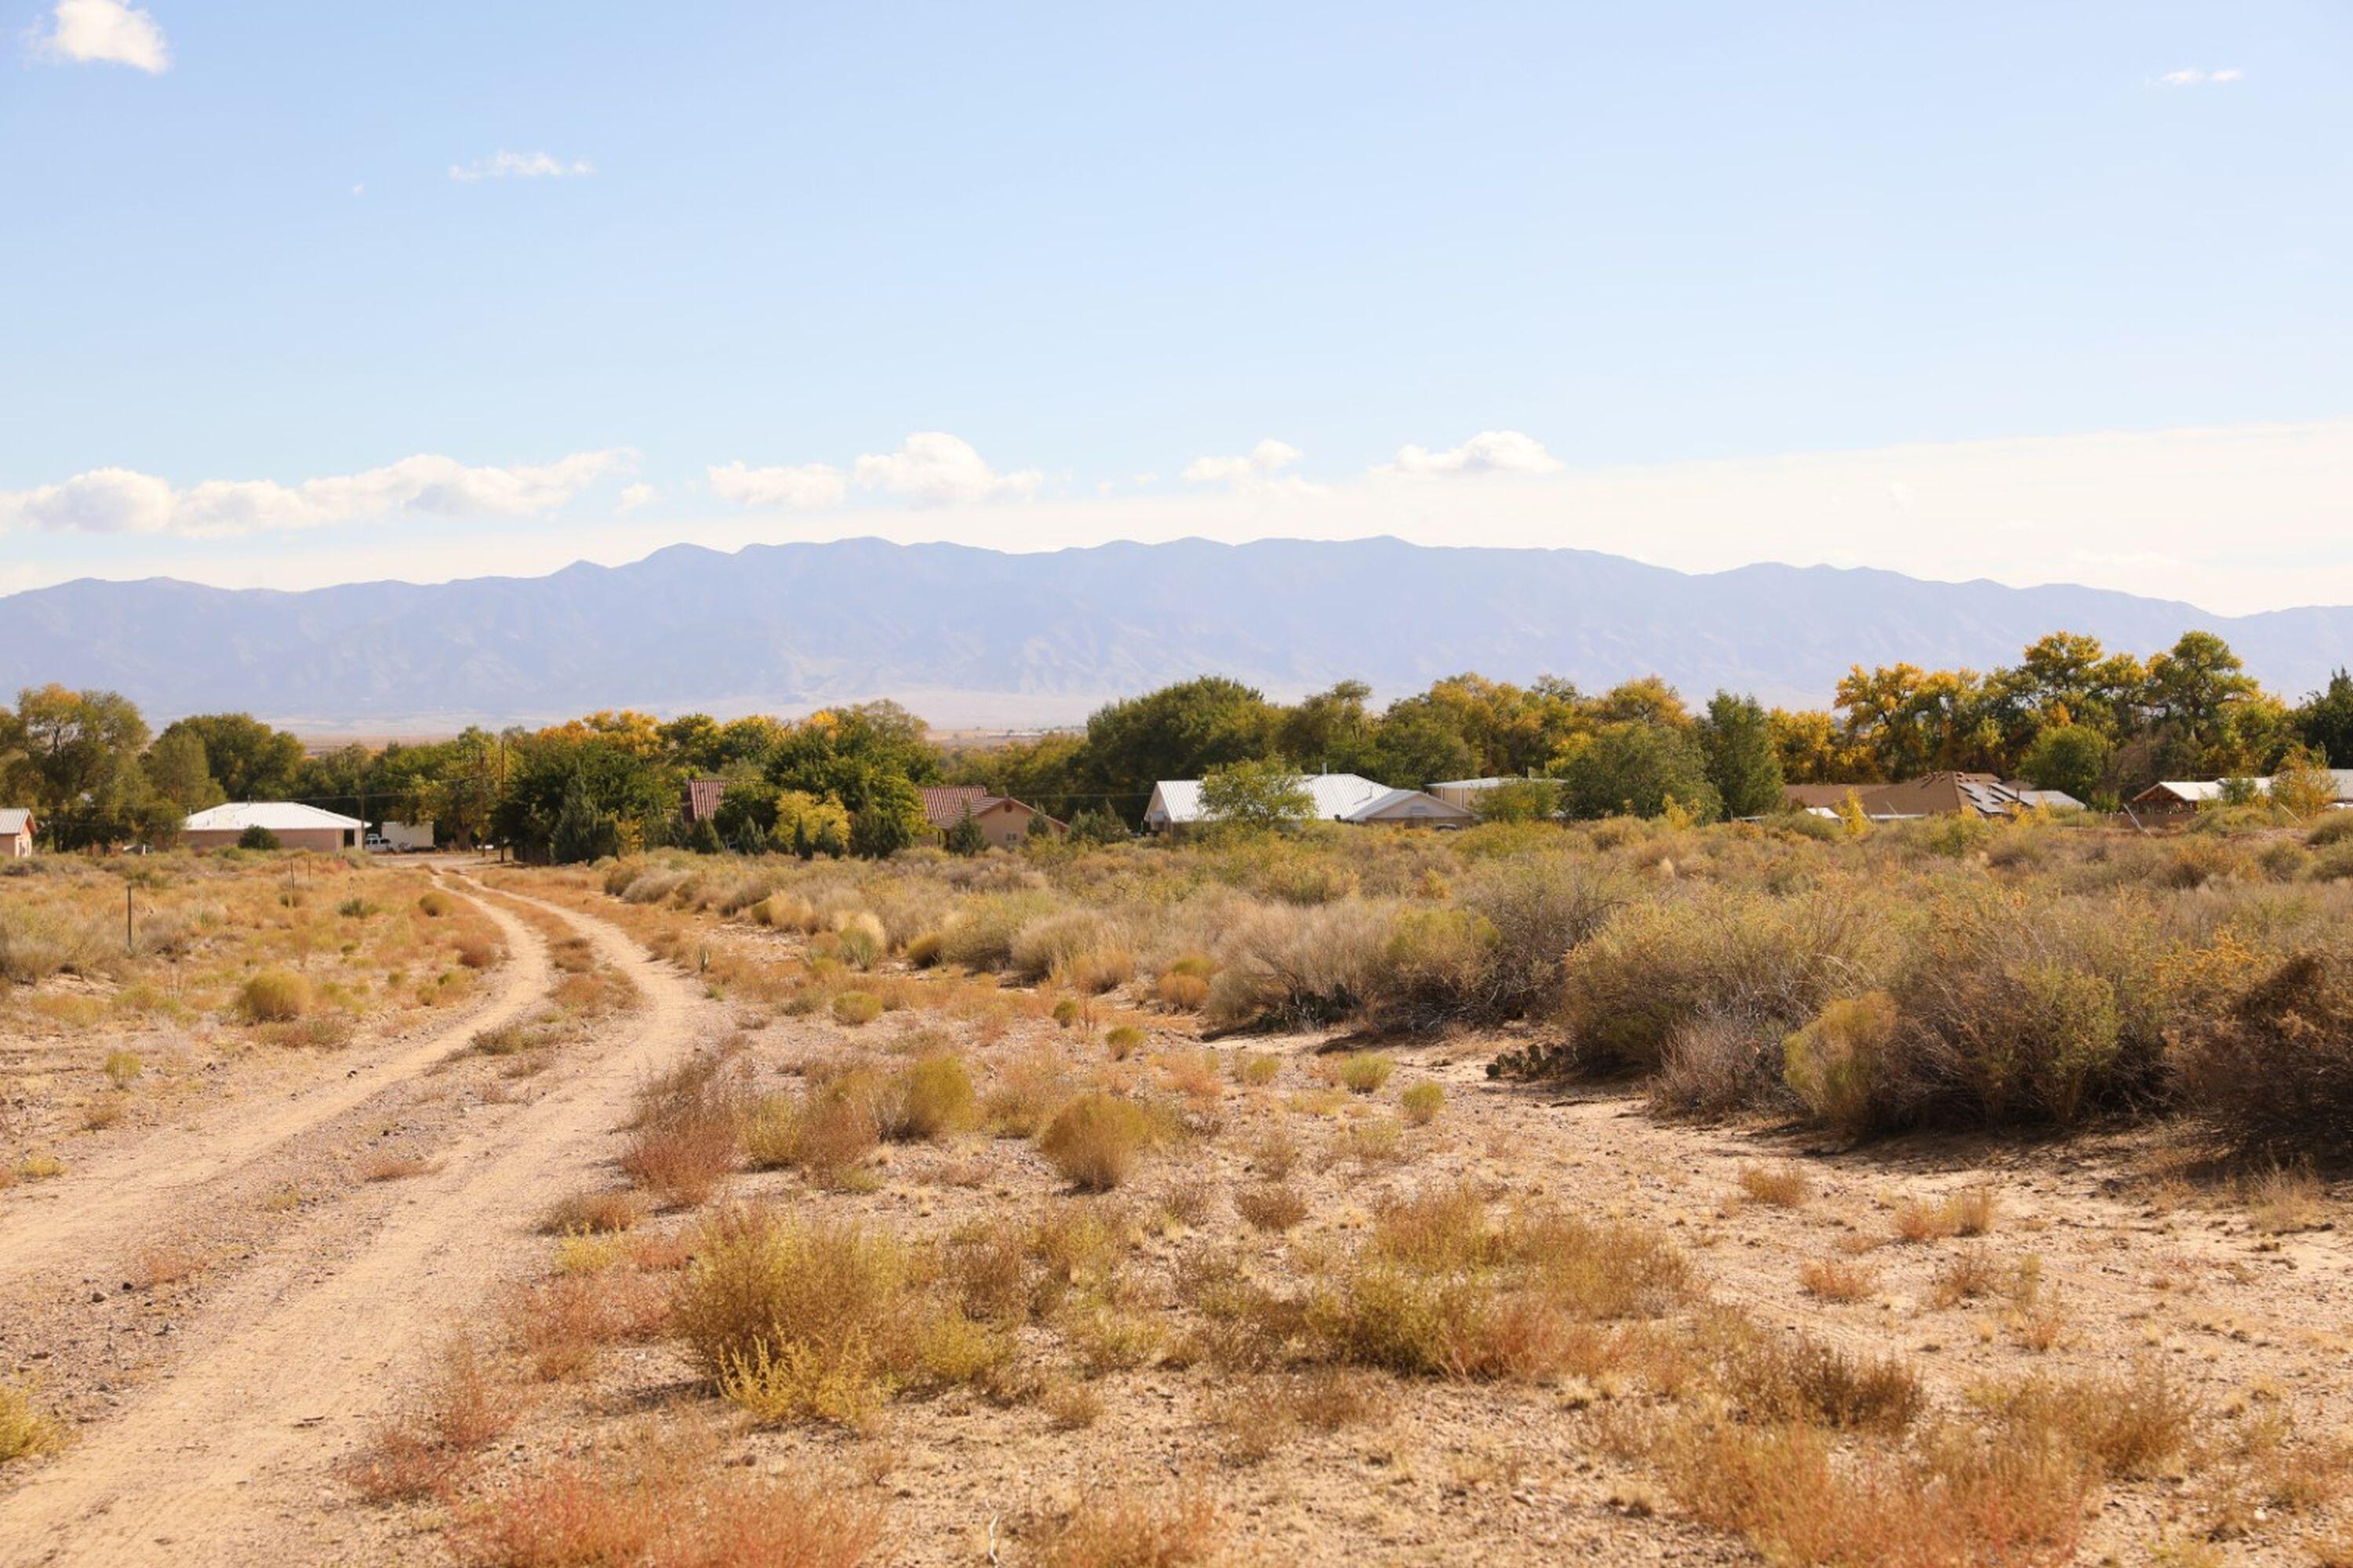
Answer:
6 628 2347 857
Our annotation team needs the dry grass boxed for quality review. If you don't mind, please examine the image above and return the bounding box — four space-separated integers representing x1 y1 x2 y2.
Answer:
675 1206 998 1429
1028 1487 1222 1568
1798 1257 1877 1302
540 1188 646 1235
1734 1164 1812 1207
129 1242 207 1289
622 1060 743 1208
505 1270 671 1381
360 1153 435 1182
2243 1163 2326 1233
0 1382 61 1464
468 1453 885 1568
1233 1182 1309 1233
1893 1184 1998 1242
341 1336 511 1504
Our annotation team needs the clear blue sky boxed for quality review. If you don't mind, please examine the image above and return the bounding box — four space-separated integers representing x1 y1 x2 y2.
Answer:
3 2 2348 609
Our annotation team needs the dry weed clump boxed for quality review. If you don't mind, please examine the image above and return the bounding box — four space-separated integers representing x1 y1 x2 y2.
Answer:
1027 1487 1222 1568
1038 1093 1156 1191
1646 1409 2096 1568
506 1269 671 1381
468 1453 885 1568
540 1188 646 1235
623 1057 744 1207
1234 1182 1309 1233
1206 1369 1390 1463
1399 1081 1445 1125
1798 1257 1878 1302
1893 1184 1998 1242
341 1336 511 1504
0 1382 62 1464
1733 1164 1811 1207
2174 946 2353 1165
1306 1189 1692 1378
675 1207 1001 1428
238 966 315 1023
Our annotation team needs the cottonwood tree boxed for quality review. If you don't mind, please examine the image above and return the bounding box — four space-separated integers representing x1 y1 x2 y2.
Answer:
1199 758 1314 830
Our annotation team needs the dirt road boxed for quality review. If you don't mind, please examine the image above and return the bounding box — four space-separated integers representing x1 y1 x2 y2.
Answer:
0 878 552 1290
0 878 711 1567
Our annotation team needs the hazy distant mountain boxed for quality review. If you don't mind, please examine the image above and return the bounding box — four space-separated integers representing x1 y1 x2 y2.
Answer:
5 537 2352 733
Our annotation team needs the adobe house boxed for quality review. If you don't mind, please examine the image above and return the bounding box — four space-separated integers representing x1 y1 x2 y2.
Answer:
920 785 1064 849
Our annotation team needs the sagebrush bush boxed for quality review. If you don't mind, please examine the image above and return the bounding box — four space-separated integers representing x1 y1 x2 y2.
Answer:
2173 945 2353 1163
886 1053 976 1141
1547 885 1887 1077
675 1209 916 1424
1037 1093 1154 1191
238 967 315 1023
831 990 883 1026
1782 992 1902 1139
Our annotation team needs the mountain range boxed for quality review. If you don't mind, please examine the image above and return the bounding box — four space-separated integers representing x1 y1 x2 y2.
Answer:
5 537 2351 733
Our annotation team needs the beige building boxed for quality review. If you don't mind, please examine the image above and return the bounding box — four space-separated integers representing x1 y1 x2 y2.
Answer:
0 809 34 858
184 802 365 853
919 786 1064 849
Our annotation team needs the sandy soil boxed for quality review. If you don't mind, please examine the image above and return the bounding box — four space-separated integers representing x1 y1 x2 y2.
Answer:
0 872 721 1566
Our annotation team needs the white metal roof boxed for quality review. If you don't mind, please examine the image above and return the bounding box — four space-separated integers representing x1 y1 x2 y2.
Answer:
184 802 365 832
0 808 31 835
1146 773 1471 826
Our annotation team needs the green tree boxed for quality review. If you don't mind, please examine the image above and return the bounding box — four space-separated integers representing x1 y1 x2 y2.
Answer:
1071 676 1278 823
2268 744 2340 818
2296 669 2353 767
773 789 850 859
1469 778 1561 823
1697 691 1785 817
1367 703 1475 791
2145 631 2259 765
157 713 306 802
550 777 622 864
144 726 224 814
944 806 987 856
1065 806 1129 845
1198 758 1315 831
2019 723 2111 803
846 768 928 858
1276 680 1379 773
1555 722 1721 821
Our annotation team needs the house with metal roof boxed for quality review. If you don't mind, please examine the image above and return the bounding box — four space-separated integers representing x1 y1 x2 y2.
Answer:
0 808 34 858
2131 769 2353 815
1144 773 1474 832
1782 773 2083 821
183 802 366 852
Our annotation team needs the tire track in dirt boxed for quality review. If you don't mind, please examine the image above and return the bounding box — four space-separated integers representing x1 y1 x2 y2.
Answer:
0 881 711 1568
0 876 551 1290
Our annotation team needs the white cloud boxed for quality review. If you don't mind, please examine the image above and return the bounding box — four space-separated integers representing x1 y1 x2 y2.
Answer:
1184 438 1304 486
38 0 168 72
616 482 657 514
1383 430 1562 476
0 451 631 537
449 151 596 183
2155 67 2243 86
852 432 1039 505
707 460 849 510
